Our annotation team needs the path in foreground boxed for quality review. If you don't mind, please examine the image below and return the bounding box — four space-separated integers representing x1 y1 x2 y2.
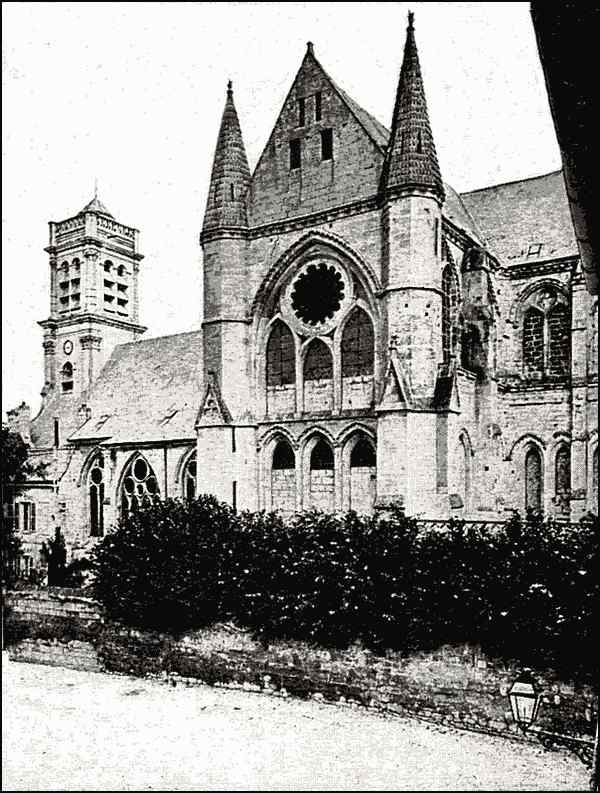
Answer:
2 654 587 791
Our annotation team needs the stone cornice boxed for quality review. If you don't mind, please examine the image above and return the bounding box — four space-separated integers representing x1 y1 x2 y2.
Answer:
200 227 249 245
37 313 147 335
498 378 571 394
246 197 380 240
201 317 252 327
46 238 142 261
499 255 577 280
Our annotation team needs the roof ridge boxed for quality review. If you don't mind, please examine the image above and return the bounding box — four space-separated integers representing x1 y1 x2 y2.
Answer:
461 169 563 196
321 65 390 152
112 328 203 350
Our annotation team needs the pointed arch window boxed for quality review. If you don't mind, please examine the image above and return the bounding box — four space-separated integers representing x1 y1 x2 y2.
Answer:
442 263 459 362
304 339 333 381
120 455 160 516
350 437 376 468
271 439 296 513
461 323 483 376
182 452 197 502
593 448 598 515
311 438 334 470
547 304 570 376
521 293 570 379
273 439 295 469
88 454 105 537
554 444 570 508
342 309 374 377
525 446 543 513
61 362 73 393
266 320 295 387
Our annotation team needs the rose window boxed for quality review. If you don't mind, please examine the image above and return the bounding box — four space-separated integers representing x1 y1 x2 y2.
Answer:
291 262 345 326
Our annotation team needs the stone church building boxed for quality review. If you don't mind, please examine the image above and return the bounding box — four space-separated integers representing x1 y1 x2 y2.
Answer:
7 16 598 567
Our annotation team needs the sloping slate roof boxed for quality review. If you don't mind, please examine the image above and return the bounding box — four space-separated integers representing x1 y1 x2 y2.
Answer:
69 330 203 445
460 170 577 265
443 182 484 244
30 390 87 450
330 79 390 152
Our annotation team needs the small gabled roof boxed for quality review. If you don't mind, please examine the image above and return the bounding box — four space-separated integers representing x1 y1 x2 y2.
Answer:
68 330 203 445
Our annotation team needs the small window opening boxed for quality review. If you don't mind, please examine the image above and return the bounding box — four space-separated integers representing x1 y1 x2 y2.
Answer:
315 91 322 122
416 130 423 154
527 243 543 257
61 362 73 393
289 138 301 170
298 97 305 127
54 418 60 448
321 128 333 161
230 183 235 200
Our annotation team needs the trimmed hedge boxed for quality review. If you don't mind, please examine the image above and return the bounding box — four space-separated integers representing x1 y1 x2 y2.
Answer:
90 497 599 680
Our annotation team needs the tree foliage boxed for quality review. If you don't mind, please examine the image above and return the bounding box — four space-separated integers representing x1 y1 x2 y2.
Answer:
90 497 599 679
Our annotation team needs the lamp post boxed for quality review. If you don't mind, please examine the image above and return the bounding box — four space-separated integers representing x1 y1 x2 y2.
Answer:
508 669 597 789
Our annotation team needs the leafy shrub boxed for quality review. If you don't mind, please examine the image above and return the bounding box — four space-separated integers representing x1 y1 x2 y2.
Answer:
90 497 599 680
91 495 236 633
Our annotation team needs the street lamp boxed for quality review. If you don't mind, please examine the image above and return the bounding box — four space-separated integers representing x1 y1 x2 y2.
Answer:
508 669 597 786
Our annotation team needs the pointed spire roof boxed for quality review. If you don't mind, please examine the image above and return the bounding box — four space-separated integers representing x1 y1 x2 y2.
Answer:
380 12 444 202
202 81 251 237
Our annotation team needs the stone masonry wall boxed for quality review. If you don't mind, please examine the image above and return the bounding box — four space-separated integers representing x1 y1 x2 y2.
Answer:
4 589 595 748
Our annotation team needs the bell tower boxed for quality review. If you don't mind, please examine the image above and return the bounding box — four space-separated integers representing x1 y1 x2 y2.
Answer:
39 193 146 404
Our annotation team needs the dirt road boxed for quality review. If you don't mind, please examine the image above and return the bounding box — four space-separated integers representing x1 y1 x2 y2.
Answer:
2 654 588 791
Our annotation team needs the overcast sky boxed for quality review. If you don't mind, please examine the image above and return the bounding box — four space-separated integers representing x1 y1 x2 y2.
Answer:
2 1 561 418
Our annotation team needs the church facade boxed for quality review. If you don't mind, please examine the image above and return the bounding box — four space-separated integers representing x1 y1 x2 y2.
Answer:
7 16 598 568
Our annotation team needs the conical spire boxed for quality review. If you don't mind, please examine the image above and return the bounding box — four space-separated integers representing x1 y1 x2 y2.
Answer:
380 12 444 202
202 81 251 236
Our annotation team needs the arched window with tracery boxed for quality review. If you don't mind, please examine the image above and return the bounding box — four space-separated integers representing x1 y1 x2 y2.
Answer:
341 309 374 410
309 438 334 511
525 446 543 513
442 263 459 362
348 436 376 513
266 320 296 416
61 362 74 393
521 290 570 379
266 320 295 386
554 444 570 514
120 455 160 516
547 304 570 376
182 452 197 502
271 439 296 513
342 309 374 377
523 308 545 376
304 339 333 412
88 454 105 537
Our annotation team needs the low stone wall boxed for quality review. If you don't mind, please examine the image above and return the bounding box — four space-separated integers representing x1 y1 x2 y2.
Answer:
5 587 102 622
3 588 596 744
